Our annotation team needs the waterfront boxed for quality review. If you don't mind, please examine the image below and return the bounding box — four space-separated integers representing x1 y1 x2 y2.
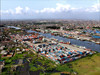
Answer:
27 30 100 52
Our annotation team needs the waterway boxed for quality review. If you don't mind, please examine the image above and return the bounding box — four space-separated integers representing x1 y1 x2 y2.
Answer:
27 30 100 52
92 35 100 39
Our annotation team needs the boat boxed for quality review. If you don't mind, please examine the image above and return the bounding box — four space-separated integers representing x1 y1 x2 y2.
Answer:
59 40 64 43
95 42 100 45
68 36 73 39
79 46 86 49
63 41 71 45
51 33 54 35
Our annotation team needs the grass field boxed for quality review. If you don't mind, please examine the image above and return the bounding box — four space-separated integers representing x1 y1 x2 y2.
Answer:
71 53 100 75
51 53 100 75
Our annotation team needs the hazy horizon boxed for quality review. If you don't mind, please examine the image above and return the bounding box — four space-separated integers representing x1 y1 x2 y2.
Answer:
1 0 100 20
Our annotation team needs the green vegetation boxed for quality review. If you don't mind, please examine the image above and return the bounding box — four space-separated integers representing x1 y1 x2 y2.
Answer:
29 53 56 72
93 27 100 29
71 53 100 75
6 29 23 34
0 54 1 59
46 26 60 29
56 64 72 72
78 27 83 29
33 22 62 25
1 51 29 75
66 29 74 31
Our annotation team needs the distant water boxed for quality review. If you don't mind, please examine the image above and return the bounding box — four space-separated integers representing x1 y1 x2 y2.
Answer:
27 30 100 52
92 35 100 39
7 26 21 29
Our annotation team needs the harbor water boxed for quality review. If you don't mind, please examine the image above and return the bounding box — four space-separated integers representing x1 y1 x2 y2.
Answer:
27 30 100 52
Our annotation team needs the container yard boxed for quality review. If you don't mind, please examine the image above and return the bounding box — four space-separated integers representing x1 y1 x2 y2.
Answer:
33 43 93 64
11 32 94 64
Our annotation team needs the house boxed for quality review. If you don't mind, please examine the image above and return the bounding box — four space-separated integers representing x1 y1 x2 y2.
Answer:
60 72 71 75
0 50 8 55
0 46 5 50
22 49 25 52
25 49 30 51
17 51 22 54
16 48 20 51
6 54 13 57
16 48 22 54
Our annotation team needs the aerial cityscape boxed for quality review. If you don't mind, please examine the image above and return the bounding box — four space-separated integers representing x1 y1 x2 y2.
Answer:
0 0 100 75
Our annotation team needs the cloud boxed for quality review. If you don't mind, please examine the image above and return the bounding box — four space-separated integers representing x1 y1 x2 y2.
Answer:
15 6 23 14
25 7 30 12
0 6 30 15
85 3 100 12
0 9 14 15
0 3 76 14
39 8 56 13
36 3 72 13
56 3 71 12
1 3 100 15
1 3 100 20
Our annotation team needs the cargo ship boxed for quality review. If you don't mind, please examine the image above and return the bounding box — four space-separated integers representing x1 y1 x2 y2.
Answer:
59 40 71 45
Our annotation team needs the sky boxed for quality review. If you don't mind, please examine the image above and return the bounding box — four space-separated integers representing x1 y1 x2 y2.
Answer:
0 0 100 20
